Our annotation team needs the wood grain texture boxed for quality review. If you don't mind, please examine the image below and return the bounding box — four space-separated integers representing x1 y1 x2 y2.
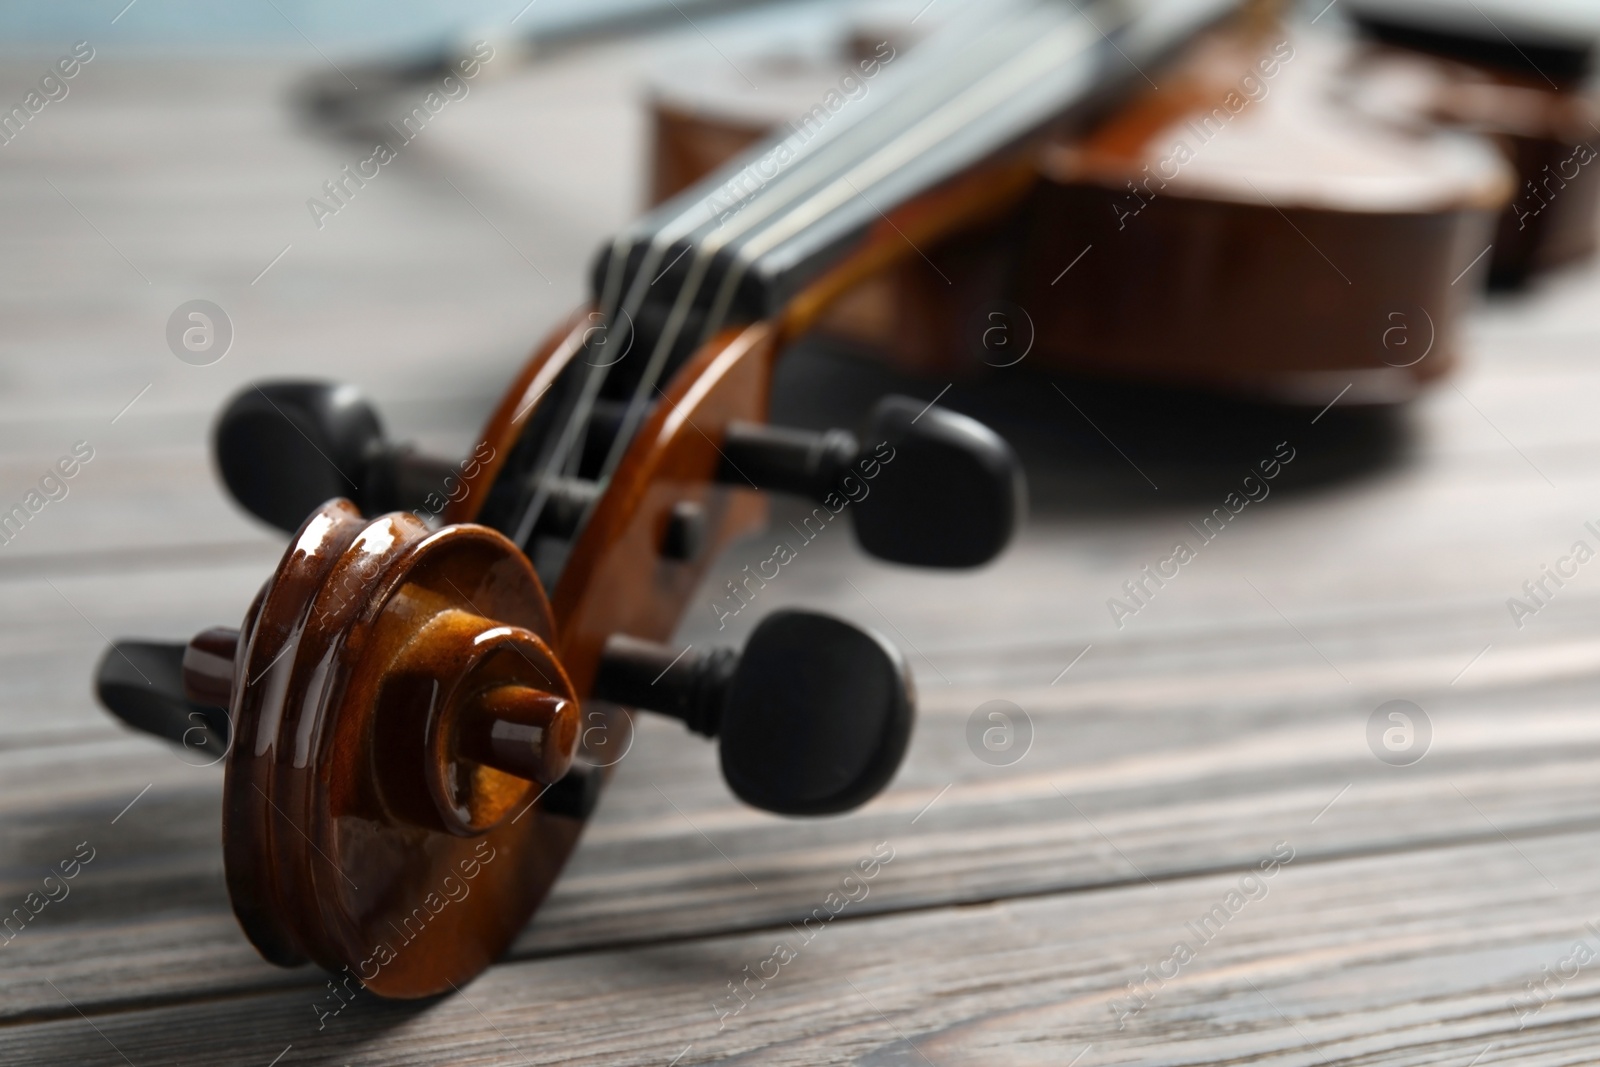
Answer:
11 829 1600 1065
5 23 1600 1067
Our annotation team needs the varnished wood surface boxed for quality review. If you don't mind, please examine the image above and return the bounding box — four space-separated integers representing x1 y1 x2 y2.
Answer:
7 31 1600 1066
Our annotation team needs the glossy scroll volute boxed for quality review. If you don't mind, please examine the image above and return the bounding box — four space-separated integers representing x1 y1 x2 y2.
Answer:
224 501 580 997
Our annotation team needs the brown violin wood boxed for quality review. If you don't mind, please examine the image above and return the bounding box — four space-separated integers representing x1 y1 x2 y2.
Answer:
641 19 1531 400
443 309 594 528
553 323 775 692
1343 43 1600 285
222 501 581 997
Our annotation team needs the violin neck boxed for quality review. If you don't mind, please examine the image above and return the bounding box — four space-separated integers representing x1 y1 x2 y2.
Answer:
599 0 1243 331
482 0 1246 580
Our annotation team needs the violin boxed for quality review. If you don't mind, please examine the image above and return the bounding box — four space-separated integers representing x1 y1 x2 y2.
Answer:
93 0 1241 1000
645 1 1600 402
1343 0 1600 288
97 0 1525 1001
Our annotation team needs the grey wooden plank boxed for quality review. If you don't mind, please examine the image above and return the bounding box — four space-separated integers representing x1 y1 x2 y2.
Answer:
0 50 638 436
6 823 1600 1065
7 578 1600 1020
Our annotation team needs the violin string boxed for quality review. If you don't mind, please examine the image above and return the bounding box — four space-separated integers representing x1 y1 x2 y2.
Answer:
582 0 1052 492
517 0 1211 559
509 234 628 550
509 0 892 548
690 0 1234 352
694 4 1107 356
510 202 707 548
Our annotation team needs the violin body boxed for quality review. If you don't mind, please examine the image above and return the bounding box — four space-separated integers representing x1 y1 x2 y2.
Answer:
645 15 1540 401
1015 30 1507 401
1346 0 1600 287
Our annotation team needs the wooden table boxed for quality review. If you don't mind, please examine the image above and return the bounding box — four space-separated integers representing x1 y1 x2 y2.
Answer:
6 34 1600 1067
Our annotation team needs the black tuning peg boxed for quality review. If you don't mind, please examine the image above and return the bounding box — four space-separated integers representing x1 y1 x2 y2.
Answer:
214 381 457 533
592 610 913 816
718 394 1024 569
95 639 230 758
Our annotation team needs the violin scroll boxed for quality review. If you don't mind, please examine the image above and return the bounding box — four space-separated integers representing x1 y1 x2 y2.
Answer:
95 500 590 993
95 494 919 993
